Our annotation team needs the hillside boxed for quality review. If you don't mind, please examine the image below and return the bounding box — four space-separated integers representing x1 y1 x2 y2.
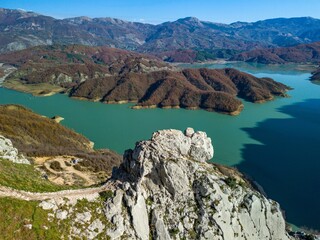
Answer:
71 68 290 113
0 45 290 115
0 44 170 95
0 128 294 239
0 105 121 176
1 8 320 59
311 68 320 83
231 41 320 64
155 49 239 63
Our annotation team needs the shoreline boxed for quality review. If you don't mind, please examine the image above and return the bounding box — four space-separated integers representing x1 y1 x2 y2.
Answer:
2 80 64 97
132 103 244 116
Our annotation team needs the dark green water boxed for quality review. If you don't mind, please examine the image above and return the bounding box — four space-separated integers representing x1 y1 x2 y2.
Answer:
0 63 319 229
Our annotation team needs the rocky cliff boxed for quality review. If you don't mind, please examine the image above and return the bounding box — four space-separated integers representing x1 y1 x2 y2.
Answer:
103 128 290 240
0 127 292 239
0 135 30 164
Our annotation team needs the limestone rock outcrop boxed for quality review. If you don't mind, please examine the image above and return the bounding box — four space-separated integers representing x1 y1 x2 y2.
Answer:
0 135 30 164
104 128 291 240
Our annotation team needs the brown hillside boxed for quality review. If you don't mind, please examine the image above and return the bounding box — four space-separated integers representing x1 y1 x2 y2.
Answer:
0 45 290 114
71 68 290 114
231 42 320 64
0 105 121 173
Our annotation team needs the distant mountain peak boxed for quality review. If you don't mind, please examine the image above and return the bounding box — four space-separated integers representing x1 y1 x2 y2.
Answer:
176 16 203 26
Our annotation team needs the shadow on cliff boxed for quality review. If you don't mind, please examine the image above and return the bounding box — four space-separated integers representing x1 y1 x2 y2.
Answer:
236 99 320 230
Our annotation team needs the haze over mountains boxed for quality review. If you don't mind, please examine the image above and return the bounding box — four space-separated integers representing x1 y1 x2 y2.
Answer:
1 7 320 57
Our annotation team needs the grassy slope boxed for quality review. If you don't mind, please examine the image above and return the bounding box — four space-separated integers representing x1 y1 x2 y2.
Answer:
0 104 92 156
0 197 109 240
0 158 75 192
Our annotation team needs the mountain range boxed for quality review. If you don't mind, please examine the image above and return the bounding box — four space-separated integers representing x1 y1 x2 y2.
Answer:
1 8 320 60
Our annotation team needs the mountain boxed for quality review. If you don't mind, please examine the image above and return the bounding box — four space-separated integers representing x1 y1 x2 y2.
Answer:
70 68 289 114
231 41 320 64
0 128 293 239
0 45 290 115
1 8 320 59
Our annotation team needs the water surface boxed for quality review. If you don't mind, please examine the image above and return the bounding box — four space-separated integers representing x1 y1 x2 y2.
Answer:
0 63 319 229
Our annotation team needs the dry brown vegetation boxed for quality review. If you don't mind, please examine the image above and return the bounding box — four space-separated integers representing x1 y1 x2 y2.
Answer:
0 105 121 173
0 45 168 84
232 41 320 64
0 45 290 114
71 68 290 114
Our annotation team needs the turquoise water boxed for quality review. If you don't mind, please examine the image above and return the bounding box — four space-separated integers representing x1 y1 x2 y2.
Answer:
0 63 319 229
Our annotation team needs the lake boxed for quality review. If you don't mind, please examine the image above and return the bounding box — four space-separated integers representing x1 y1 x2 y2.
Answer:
0 62 319 230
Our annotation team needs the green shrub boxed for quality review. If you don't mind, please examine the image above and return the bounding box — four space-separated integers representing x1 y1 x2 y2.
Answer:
99 190 114 200
50 161 63 171
224 177 238 189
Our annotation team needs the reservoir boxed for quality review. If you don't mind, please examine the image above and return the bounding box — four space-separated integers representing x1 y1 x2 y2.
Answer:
0 63 319 230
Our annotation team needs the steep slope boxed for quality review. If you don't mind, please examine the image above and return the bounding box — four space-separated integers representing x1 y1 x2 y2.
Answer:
0 135 30 164
231 41 320 64
1 8 320 56
0 128 293 239
0 45 290 115
311 68 320 83
0 105 121 174
103 128 291 239
70 68 290 114
0 8 153 53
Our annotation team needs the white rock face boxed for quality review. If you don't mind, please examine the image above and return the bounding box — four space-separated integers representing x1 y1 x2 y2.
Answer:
56 210 68 220
75 212 92 223
103 128 291 240
0 135 30 164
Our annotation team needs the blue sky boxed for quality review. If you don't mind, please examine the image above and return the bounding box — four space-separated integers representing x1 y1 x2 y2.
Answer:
1 0 320 24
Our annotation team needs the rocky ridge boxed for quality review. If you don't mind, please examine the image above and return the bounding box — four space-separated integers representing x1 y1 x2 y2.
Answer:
103 128 290 240
0 128 292 239
0 135 30 164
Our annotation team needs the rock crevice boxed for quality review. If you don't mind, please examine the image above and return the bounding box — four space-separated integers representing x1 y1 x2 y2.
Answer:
104 128 290 240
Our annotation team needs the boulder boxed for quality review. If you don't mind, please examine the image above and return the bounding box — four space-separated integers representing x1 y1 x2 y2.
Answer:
0 135 30 164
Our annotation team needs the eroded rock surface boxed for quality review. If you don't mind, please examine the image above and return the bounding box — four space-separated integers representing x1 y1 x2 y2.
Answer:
0 135 30 164
0 128 291 239
103 128 291 240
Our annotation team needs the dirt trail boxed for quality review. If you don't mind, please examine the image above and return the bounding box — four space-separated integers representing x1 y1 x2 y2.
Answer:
0 181 116 201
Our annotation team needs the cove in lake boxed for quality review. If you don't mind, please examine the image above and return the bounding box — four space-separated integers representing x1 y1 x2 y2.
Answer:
0 63 319 230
